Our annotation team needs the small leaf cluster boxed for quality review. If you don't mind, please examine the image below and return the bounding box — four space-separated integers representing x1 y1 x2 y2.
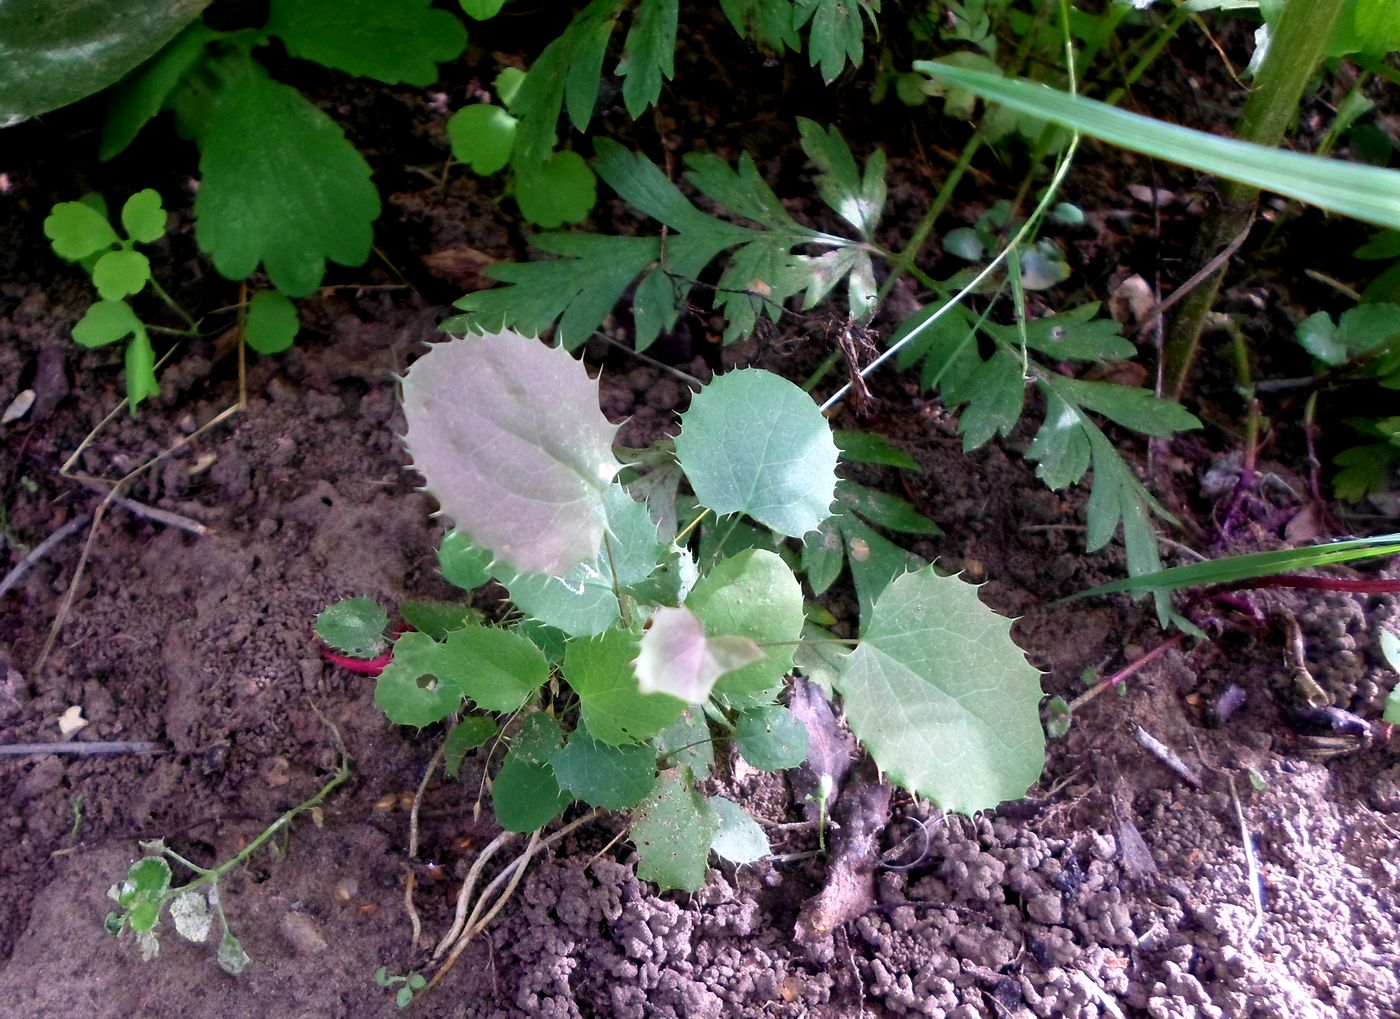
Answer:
374 967 427 1009
444 0 879 225
322 328 1046 891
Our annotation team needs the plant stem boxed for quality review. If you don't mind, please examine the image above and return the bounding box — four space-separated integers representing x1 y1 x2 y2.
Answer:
1162 0 1348 399
146 276 198 332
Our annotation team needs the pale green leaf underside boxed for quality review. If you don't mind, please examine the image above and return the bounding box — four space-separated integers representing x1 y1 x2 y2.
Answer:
708 796 770 864
401 331 622 577
836 567 1044 813
917 61 1400 231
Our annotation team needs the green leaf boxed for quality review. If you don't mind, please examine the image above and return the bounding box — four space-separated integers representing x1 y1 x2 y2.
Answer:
265 0 466 87
0 0 210 125
653 707 714 780
950 349 1026 450
399 600 477 640
835 566 1045 813
119 189 166 243
1067 532 1400 600
566 626 687 746
835 430 917 469
833 512 924 631
618 0 678 118
461 0 507 18
675 368 839 537
1354 0 1400 56
72 299 140 348
1297 304 1400 365
916 60 1400 232
100 24 217 160
551 723 658 810
980 303 1135 362
124 327 160 409
438 531 493 592
452 233 659 349
500 484 663 637
111 856 172 933
315 597 388 657
735 704 809 771
1333 443 1400 502
1047 377 1201 438
374 631 467 727
685 549 804 707
400 331 622 577
684 151 799 230
634 606 766 703
194 57 379 297
45 200 120 260
708 797 770 864
443 716 498 778
91 250 151 300
794 0 869 83
796 117 885 239
801 518 844 595
718 0 799 52
838 482 940 535
446 105 518 175
515 150 598 228
493 713 570 832
630 770 719 891
445 624 549 713
243 289 299 354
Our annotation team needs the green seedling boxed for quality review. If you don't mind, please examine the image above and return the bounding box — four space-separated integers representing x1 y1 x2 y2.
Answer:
104 732 349 973
374 966 427 1009
1379 630 1400 726
321 327 1046 897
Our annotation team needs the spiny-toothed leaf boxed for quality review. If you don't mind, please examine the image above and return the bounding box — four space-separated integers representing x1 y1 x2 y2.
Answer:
836 567 1044 813
194 56 378 297
631 770 719 891
374 631 468 728
444 716 498 778
653 707 713 779
45 200 119 260
91 250 151 300
400 600 476 640
618 0 677 118
315 597 388 657
1046 376 1200 438
438 531 493 592
685 549 803 707
949 349 1026 451
500 483 663 637
452 233 659 348
100 24 217 160
400 331 622 577
243 289 299 354
675 368 838 537
447 104 517 176
0 0 209 125
836 512 923 631
634 606 766 704
980 303 1136 362
120 189 167 243
265 0 466 87
796 0 872 83
797 118 885 238
515 150 597 228
565 625 686 745
708 796 770 864
492 713 569 832
442 624 549 713
551 722 658 810
735 704 809 771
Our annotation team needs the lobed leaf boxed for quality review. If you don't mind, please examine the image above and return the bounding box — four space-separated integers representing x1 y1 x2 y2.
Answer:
618 0 678 118
100 23 218 160
45 201 119 261
265 0 466 87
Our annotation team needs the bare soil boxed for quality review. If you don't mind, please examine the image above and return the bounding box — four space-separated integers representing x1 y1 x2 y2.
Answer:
3 11 1399 1019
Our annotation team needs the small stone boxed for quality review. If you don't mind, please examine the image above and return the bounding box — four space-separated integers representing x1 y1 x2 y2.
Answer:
1027 892 1063 926
279 910 328 956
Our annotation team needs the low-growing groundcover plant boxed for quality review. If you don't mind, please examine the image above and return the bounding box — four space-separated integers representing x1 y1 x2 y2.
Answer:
318 330 1045 935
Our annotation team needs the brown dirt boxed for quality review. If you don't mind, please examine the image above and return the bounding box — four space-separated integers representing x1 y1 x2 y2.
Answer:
3 10 1400 1019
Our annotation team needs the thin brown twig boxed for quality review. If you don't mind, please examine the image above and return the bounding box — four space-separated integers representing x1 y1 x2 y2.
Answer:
70 476 209 536
405 744 445 950
0 511 92 598
1133 215 1254 339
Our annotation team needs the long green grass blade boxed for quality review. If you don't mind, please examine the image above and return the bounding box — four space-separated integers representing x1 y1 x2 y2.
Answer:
916 62 1400 231
1066 534 1400 600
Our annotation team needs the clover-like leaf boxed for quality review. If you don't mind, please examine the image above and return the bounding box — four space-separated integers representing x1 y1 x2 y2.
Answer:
634 606 765 704
675 368 838 537
265 0 466 87
194 56 379 297
564 625 687 746
45 200 119 261
72 299 140 348
401 331 622 577
515 150 598 228
630 770 719 891
91 250 151 300
446 104 518 176
120 189 167 244
244 289 300 355
835 567 1045 813
111 856 172 933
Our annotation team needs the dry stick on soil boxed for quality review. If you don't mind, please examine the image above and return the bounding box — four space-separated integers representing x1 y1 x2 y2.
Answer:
0 511 92 599
0 739 162 757
1227 776 1266 941
1132 725 1203 789
1068 634 1185 714
404 744 445 950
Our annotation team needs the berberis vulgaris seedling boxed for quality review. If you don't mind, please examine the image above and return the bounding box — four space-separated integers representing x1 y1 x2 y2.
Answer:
320 329 1046 893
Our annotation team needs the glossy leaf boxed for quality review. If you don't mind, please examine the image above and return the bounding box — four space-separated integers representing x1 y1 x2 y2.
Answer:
265 0 466 86
100 24 217 160
675 368 839 537
630 770 719 891
400 331 622 577
564 625 686 746
836 567 1045 813
194 57 379 297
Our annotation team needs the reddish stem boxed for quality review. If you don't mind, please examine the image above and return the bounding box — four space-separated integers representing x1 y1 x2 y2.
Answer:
1213 574 1400 596
321 647 393 676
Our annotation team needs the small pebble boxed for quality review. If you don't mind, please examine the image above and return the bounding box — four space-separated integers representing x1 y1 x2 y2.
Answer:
279 911 329 956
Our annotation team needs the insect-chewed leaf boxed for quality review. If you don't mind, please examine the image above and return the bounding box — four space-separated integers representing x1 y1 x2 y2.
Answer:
653 706 714 779
630 770 719 891
675 369 838 538
835 567 1045 814
401 331 622 577
634 606 765 704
